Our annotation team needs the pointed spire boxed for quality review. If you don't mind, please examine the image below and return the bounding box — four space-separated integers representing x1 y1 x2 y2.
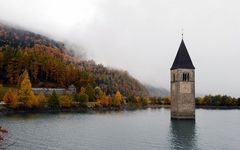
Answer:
171 39 195 70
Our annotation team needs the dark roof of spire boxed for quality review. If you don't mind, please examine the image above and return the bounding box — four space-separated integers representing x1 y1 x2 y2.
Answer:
171 39 195 70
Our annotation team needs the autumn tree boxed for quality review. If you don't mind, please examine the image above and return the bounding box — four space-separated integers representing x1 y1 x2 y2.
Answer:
48 91 59 108
26 92 39 108
37 92 47 108
18 70 37 108
134 96 141 107
3 89 18 109
65 64 77 86
59 95 72 108
96 90 106 106
107 95 112 106
114 90 122 107
149 97 162 105
95 87 103 106
162 96 171 105
97 91 111 107
101 93 109 106
142 97 150 106
85 84 95 102
78 87 89 107
0 84 4 100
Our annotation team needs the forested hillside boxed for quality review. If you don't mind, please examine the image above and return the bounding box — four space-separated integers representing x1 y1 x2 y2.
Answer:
0 23 148 98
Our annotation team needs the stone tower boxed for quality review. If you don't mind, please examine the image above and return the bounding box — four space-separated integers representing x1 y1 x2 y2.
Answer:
170 39 195 119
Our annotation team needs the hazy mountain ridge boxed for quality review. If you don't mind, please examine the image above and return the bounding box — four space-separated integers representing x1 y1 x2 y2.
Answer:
0 23 148 97
145 84 169 97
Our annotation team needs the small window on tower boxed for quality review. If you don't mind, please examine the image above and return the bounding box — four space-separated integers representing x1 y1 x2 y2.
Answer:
182 73 185 81
187 73 190 81
173 74 175 82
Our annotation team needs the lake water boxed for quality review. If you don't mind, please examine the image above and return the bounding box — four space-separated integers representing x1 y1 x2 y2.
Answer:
0 108 240 150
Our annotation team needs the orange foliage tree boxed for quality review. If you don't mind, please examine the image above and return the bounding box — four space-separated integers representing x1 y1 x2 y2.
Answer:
3 89 18 109
99 91 109 106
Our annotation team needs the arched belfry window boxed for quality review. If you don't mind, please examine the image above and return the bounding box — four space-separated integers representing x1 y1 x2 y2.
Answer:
173 74 176 82
183 73 190 81
182 73 185 81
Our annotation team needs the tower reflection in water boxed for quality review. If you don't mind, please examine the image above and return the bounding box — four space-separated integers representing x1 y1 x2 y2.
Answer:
169 120 197 150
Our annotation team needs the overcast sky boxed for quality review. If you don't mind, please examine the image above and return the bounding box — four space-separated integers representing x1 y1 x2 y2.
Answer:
0 0 240 97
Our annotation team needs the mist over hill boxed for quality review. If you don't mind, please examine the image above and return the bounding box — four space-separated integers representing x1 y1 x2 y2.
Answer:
145 84 169 97
0 23 149 97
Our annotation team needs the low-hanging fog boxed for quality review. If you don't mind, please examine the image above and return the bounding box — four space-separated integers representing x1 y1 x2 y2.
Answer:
0 0 240 97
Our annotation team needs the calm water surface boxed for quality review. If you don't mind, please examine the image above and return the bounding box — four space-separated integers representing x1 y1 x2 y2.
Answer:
0 108 240 150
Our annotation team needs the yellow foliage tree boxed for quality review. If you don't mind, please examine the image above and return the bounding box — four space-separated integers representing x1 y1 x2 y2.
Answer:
3 89 18 109
18 70 32 102
114 90 122 106
59 95 72 108
37 92 47 108
26 92 39 108
18 70 36 108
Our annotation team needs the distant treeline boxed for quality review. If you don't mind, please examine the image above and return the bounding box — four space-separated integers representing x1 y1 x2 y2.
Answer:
196 95 240 106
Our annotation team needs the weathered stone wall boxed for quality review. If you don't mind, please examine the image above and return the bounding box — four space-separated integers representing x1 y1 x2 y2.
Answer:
171 68 195 119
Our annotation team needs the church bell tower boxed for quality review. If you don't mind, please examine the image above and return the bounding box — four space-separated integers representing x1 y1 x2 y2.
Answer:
170 39 195 119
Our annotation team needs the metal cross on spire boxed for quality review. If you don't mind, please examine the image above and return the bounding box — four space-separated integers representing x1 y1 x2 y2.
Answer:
181 28 184 39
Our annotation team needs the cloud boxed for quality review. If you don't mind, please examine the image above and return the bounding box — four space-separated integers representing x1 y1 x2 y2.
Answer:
0 0 240 97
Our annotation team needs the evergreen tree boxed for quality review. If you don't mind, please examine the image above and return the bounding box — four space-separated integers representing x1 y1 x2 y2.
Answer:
48 91 59 108
79 87 89 107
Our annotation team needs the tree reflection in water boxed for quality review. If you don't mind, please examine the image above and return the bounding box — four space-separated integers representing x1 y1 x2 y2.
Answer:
169 120 198 150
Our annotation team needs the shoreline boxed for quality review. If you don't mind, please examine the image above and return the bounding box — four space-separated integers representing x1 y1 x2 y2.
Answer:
0 105 170 116
196 105 240 109
1 105 240 116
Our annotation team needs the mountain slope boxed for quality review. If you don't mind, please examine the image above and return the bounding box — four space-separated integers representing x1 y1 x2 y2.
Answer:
0 23 66 51
0 23 148 97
